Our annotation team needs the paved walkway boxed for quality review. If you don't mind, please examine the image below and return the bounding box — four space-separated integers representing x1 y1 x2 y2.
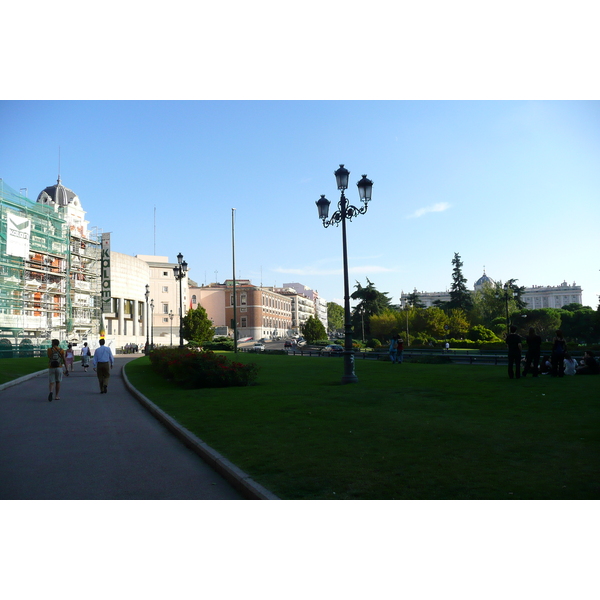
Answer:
0 356 248 500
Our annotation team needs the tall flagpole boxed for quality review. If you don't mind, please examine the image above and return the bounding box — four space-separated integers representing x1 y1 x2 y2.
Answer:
232 208 237 353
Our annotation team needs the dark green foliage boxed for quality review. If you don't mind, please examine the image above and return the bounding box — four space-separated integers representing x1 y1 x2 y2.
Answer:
204 337 235 351
327 302 344 331
351 278 393 337
448 252 473 312
301 316 327 343
149 346 258 389
181 305 215 345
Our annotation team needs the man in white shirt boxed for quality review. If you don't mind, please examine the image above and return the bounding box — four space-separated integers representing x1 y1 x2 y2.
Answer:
93 338 114 394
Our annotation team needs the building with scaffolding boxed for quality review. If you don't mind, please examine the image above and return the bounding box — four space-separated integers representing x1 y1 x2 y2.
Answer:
0 179 102 355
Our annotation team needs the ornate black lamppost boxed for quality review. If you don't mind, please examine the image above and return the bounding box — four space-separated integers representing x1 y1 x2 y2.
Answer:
496 282 516 337
316 164 373 384
173 252 188 348
169 310 174 346
144 284 150 354
150 299 154 349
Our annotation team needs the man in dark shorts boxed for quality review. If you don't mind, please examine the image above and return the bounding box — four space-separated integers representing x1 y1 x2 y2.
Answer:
505 325 522 379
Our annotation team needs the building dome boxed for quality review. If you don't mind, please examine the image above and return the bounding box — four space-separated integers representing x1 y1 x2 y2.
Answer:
37 177 81 208
474 271 495 291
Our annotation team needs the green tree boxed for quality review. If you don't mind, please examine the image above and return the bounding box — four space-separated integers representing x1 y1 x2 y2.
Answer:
411 307 448 338
301 316 327 343
350 278 392 337
327 302 344 332
515 309 562 340
369 309 403 342
447 308 470 338
448 252 473 312
559 307 598 343
181 305 215 345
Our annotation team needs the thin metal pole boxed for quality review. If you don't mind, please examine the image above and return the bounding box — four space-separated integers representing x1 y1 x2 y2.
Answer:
179 275 184 347
232 208 237 353
340 192 357 384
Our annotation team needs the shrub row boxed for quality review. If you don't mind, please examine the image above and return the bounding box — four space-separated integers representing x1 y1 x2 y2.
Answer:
149 346 259 389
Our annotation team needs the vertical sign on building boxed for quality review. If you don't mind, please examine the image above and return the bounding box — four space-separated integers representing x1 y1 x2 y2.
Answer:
101 233 111 310
6 211 31 259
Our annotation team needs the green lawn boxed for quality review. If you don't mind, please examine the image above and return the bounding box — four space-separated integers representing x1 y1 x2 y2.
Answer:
125 354 600 500
0 357 48 384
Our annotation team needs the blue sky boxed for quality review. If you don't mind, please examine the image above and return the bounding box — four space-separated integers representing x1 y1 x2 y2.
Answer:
1 100 599 307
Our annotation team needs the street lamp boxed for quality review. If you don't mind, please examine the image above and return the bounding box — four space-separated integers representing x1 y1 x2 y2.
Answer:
144 284 150 354
150 299 154 349
173 252 188 348
169 310 174 346
496 282 516 336
316 164 373 384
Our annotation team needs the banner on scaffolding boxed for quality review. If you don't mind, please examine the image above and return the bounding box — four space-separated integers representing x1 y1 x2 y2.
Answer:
101 233 111 309
6 212 31 259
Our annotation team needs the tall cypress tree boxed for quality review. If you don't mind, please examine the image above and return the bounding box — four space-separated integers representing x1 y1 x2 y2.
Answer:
448 252 473 311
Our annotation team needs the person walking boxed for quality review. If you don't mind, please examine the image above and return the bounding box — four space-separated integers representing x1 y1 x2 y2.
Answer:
389 336 398 363
505 325 522 379
47 339 65 402
397 337 404 364
523 327 542 377
80 342 91 372
550 330 567 377
93 338 114 394
64 343 75 375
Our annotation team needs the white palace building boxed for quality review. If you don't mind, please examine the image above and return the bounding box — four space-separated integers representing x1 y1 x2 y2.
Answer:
400 271 583 310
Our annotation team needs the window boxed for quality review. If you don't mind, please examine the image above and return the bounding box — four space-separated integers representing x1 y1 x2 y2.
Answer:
162 303 169 314
163 271 169 276
241 317 247 327
192 295 197 305
162 286 169 293
241 293 247 305
124 299 133 315
163 317 169 323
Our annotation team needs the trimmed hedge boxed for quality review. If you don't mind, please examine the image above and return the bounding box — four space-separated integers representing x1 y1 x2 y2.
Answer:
149 346 259 389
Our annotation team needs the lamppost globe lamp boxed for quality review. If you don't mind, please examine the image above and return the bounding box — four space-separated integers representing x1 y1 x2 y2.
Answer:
316 195 331 221
315 164 373 384
334 164 350 190
357 175 373 203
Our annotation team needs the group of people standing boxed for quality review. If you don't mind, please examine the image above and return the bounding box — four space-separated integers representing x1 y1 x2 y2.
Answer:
46 339 115 402
389 335 404 364
506 327 599 379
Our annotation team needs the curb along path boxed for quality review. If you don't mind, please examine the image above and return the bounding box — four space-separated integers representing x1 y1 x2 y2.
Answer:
121 364 279 500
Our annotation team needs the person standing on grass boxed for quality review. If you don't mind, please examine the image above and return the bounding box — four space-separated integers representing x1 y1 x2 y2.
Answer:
47 339 65 402
389 335 398 363
523 327 542 377
505 325 522 379
397 337 404 364
93 338 114 394
80 342 91 372
550 330 567 377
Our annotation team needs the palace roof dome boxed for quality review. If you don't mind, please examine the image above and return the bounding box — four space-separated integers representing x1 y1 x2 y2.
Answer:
37 177 80 208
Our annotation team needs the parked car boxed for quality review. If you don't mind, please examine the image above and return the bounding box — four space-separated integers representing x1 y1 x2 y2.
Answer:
321 344 343 355
252 342 266 352
284 340 293 348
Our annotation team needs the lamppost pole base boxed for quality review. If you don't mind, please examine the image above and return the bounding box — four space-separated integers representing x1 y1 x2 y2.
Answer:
341 351 358 384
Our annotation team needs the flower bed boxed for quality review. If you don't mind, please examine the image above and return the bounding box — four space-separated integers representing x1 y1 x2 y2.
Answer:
149 346 259 389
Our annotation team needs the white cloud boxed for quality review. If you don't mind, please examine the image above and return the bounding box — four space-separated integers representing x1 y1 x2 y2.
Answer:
407 202 451 218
